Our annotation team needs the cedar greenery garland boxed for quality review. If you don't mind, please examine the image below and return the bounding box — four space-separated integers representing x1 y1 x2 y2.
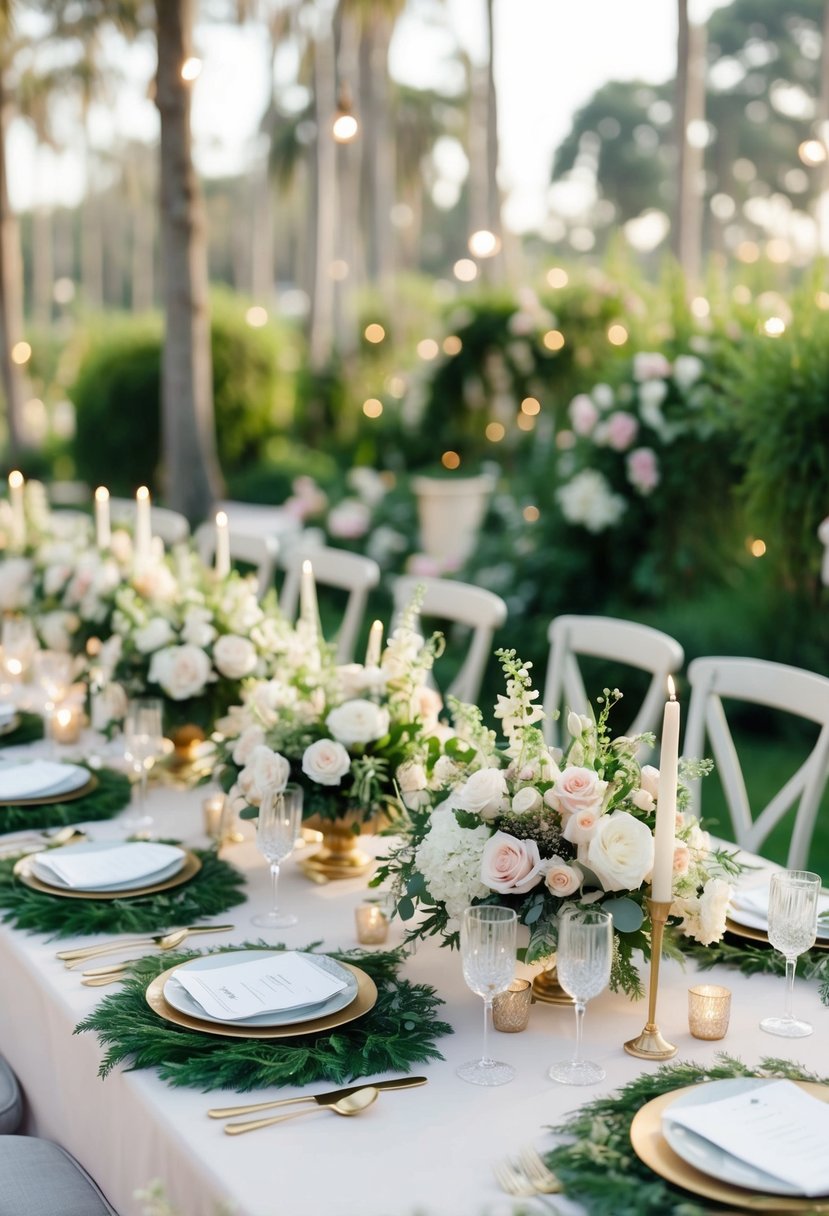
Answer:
0 765 131 835
0 847 246 937
76 944 452 1091
543 1055 828 1216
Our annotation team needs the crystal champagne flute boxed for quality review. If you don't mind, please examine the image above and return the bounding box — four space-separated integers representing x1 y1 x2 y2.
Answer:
122 697 164 833
32 650 74 757
251 783 304 929
549 906 613 1086
457 905 517 1086
760 869 820 1038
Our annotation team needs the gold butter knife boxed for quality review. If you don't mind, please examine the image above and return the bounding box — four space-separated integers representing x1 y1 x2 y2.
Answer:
208 1076 428 1119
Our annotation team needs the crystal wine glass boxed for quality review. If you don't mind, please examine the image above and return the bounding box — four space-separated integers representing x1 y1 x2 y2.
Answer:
549 906 613 1086
457 905 517 1086
122 697 164 833
760 869 820 1038
251 782 304 929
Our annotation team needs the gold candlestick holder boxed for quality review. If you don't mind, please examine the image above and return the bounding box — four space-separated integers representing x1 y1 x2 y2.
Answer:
624 898 677 1060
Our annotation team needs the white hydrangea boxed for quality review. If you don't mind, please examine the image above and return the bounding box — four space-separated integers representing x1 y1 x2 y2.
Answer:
414 810 491 926
556 470 627 533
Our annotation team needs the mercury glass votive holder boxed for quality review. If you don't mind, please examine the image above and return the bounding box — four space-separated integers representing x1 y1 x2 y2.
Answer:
688 984 731 1040
492 979 533 1033
355 900 390 945
202 794 228 843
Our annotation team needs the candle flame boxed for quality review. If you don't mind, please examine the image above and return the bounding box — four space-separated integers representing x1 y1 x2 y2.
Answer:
302 559 314 576
136 485 150 502
215 510 228 527
8 470 23 489
94 486 109 503
667 675 677 701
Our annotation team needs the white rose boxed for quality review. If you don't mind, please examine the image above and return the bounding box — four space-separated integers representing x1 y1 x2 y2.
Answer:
133 562 178 603
397 760 428 794
37 610 79 652
182 607 217 648
148 644 212 700
432 755 460 785
134 618 176 654
302 738 351 786
584 810 655 892
232 724 266 766
213 634 259 680
238 745 291 806
630 788 655 813
511 786 542 815
480 831 545 894
0 558 33 611
639 765 660 799
544 857 583 897
325 699 390 746
91 681 128 731
456 768 508 821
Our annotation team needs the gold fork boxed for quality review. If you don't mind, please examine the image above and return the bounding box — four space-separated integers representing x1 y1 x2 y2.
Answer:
493 1158 561 1211
517 1146 562 1194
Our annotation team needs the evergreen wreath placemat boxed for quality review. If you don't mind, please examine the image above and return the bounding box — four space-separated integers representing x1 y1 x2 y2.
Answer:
0 712 44 749
77 944 452 1091
0 765 131 835
541 1056 828 1216
0 847 246 937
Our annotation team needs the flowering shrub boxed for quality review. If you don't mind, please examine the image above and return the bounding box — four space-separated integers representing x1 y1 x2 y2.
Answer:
375 649 739 997
217 603 445 824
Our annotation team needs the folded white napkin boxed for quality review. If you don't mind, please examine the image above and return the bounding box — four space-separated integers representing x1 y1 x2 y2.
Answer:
33 841 184 889
175 952 348 1021
0 762 81 800
665 1080 829 1197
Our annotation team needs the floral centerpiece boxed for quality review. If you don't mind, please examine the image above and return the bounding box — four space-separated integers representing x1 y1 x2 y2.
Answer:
375 650 739 997
216 605 444 877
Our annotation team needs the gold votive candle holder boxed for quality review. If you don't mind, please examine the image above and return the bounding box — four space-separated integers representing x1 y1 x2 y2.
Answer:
688 984 731 1040
493 979 533 1033
202 794 227 843
355 900 389 945
52 704 83 745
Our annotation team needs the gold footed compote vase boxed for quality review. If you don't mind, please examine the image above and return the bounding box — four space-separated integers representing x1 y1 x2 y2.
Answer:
299 813 373 881
532 958 574 1006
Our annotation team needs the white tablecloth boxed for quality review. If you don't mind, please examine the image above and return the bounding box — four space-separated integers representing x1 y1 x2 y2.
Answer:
0 768 827 1216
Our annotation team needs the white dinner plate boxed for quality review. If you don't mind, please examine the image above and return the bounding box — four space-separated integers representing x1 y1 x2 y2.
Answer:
728 901 829 942
0 762 90 801
663 1078 813 1197
163 950 358 1028
30 841 186 892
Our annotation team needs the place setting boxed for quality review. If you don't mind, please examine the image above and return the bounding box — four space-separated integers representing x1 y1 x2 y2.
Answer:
0 759 97 807
13 839 200 901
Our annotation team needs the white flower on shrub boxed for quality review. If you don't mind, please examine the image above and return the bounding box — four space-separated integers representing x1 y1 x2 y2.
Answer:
583 810 655 892
0 557 34 611
633 352 672 381
480 831 546 894
182 606 216 649
148 643 213 700
328 498 371 540
638 377 668 411
326 699 390 746
91 680 128 731
238 744 291 806
415 809 490 925
213 634 258 680
456 767 508 821
347 466 388 507
556 469 626 533
302 738 351 786
673 354 704 390
591 382 614 409
569 394 599 436
38 609 79 652
134 618 176 654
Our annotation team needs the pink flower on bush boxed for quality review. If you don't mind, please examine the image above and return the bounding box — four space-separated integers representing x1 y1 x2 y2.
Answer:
569 394 599 436
602 411 639 451
626 447 660 495
480 831 546 894
633 352 672 381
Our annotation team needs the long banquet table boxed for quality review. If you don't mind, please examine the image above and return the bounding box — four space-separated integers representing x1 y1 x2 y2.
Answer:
1 757 828 1216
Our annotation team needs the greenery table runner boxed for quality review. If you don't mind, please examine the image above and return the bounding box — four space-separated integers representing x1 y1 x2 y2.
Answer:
77 944 452 1091
0 847 246 937
543 1056 828 1216
684 938 829 1005
0 765 131 835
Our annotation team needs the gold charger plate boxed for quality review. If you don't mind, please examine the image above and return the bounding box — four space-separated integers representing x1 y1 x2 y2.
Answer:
725 917 829 954
145 958 377 1039
630 1080 829 1212
13 849 201 900
0 773 98 808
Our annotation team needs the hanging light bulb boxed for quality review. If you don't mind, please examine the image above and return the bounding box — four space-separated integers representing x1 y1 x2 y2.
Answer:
332 82 359 143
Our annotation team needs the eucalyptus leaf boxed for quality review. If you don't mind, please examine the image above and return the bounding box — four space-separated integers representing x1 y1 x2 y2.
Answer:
603 897 644 934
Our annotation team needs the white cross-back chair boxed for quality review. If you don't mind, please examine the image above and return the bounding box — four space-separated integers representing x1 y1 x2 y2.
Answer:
683 656 829 870
108 498 190 546
542 615 685 752
279 545 381 663
193 522 279 600
391 575 508 705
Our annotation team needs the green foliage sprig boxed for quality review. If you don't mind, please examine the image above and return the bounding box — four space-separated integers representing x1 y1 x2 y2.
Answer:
682 936 829 1006
76 944 452 1091
0 848 246 937
544 1055 828 1216
0 765 130 836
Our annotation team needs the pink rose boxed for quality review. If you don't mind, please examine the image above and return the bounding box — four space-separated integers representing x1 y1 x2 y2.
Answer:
569 394 599 436
480 831 546 894
626 447 660 495
544 857 583 897
602 411 639 451
549 766 608 818
562 808 601 844
673 843 691 875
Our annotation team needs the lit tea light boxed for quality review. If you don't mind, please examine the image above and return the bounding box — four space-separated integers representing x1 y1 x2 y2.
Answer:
355 900 389 945
52 705 83 745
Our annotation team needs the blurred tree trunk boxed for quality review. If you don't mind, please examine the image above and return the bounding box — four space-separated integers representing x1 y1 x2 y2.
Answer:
154 0 222 520
360 14 394 293
0 71 24 458
127 154 154 312
673 0 706 285
308 22 337 371
816 0 829 252
31 203 53 327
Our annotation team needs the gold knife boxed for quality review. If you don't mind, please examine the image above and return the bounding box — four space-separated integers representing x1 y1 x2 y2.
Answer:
56 924 234 962
208 1076 428 1119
